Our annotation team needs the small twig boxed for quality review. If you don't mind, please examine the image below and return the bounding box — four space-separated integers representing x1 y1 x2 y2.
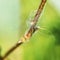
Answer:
2 42 23 60
2 0 47 59
0 47 1 57
0 47 3 60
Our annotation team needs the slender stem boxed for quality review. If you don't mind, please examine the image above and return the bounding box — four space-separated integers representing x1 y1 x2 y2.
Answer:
2 0 46 59
0 47 1 57
32 0 46 26
3 42 23 59
0 47 3 60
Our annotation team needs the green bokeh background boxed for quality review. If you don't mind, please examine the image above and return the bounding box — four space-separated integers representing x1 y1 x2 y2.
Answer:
0 0 60 60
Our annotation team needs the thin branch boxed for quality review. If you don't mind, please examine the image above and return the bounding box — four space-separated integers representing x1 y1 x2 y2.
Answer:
0 47 3 60
2 0 47 60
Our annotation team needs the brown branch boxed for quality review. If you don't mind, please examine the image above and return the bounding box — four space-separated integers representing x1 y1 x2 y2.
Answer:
2 0 47 60
0 47 3 60
2 42 23 60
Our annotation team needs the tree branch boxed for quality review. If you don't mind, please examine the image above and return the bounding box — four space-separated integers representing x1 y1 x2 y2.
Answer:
2 0 47 60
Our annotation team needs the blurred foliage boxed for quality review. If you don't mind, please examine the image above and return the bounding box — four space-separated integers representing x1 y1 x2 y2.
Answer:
0 0 60 60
